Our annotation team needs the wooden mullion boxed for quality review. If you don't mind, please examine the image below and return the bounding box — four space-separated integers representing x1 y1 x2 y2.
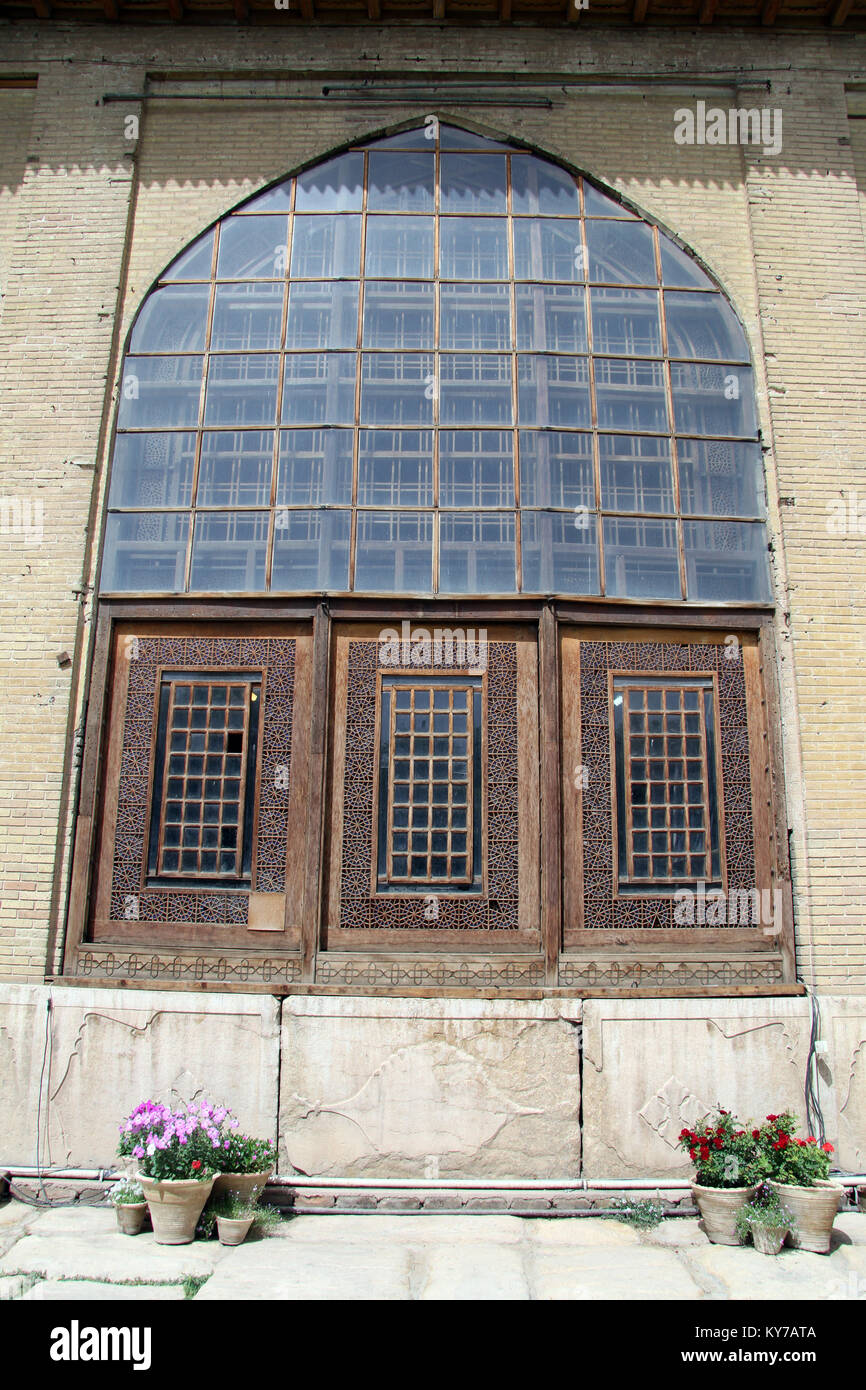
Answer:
301 602 330 981
539 606 562 984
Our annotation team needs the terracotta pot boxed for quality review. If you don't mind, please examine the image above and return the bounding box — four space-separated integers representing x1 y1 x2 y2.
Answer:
115 1202 147 1236
137 1174 216 1245
212 1169 273 1203
751 1224 788 1256
217 1215 254 1247
691 1183 758 1246
770 1180 842 1254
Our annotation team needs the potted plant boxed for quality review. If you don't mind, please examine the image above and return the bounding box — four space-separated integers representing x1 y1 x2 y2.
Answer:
110 1176 148 1236
118 1100 222 1246
735 1182 796 1255
211 1130 276 1203
213 1192 283 1246
758 1113 842 1254
678 1108 769 1245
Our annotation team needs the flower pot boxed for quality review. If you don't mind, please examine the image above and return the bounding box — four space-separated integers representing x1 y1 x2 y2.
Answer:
137 1174 217 1246
691 1183 758 1246
212 1168 273 1203
751 1225 788 1256
115 1202 147 1236
770 1180 842 1254
217 1215 254 1247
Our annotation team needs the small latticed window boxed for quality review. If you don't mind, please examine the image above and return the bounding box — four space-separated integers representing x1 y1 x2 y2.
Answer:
612 675 722 890
376 676 482 892
146 673 261 883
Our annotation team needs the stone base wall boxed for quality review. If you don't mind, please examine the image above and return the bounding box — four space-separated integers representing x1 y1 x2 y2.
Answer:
0 984 863 1178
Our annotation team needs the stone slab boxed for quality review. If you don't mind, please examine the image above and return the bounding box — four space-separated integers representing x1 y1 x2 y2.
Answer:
833 1213 866 1246
0 982 281 1168
528 1244 704 1300
274 1213 526 1244
0 1274 32 1300
22 1279 187 1301
683 1241 862 1300
279 995 581 1180
196 1239 411 1301
0 1232 228 1283
417 1243 529 1300
640 1218 710 1247
582 997 814 1178
825 998 866 1172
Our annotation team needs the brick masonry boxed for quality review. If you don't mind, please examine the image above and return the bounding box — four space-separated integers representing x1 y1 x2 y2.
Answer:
0 24 864 991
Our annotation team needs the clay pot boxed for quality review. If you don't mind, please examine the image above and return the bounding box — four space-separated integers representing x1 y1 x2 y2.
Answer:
212 1169 272 1203
770 1180 843 1254
217 1215 254 1247
751 1224 788 1256
115 1202 147 1236
691 1183 758 1245
137 1174 216 1246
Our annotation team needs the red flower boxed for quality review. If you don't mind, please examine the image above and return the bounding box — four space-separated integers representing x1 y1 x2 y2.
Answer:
700 1145 710 1162
752 1129 760 1140
734 1131 745 1138
822 1143 834 1154
714 1138 723 1149
766 1114 778 1122
796 1139 806 1147
689 1148 698 1162
806 1136 816 1144
191 1159 201 1170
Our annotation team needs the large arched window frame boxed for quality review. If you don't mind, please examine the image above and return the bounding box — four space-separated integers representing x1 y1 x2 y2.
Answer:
100 122 771 605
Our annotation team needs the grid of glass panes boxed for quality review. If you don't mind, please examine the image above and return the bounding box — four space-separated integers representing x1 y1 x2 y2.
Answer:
621 682 712 883
102 122 770 602
158 680 251 877
387 684 473 884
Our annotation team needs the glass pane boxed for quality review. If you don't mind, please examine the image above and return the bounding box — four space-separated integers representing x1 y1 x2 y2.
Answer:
360 354 434 426
439 512 516 593
189 511 269 590
197 431 274 506
203 354 279 427
108 433 196 509
594 358 668 432
677 439 765 518
130 285 209 354
583 182 637 218
513 219 583 281
440 284 511 350
216 216 288 279
684 520 771 601
439 354 513 426
162 230 214 282
439 430 514 507
272 508 351 589
358 429 433 505
210 282 284 352
368 151 435 212
517 355 590 428
366 127 433 150
518 430 593 508
117 357 203 429
603 516 681 599
242 179 293 212
511 157 580 215
285 282 359 350
101 512 190 591
354 511 433 591
282 353 357 425
515 284 587 352
586 221 656 285
277 428 353 505
521 511 599 594
590 288 661 357
440 218 508 280
365 216 434 279
599 435 675 514
664 291 750 362
440 153 507 213
438 126 511 151
660 238 714 289
363 282 434 349
670 363 757 437
295 153 364 212
290 215 361 279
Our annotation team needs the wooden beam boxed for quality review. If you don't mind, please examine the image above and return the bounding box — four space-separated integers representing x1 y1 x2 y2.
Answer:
300 602 330 984
233 0 249 18
539 607 563 987
299 0 315 16
831 0 853 23
566 0 586 18
33 0 51 16
367 0 381 16
499 0 512 18
167 0 183 17
761 0 781 22
433 0 446 16
632 0 649 19
103 0 119 17
698 0 717 21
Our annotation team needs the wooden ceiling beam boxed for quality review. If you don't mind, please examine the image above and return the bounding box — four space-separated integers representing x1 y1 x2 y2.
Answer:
233 0 249 17
761 0 781 22
698 0 717 21
299 0 315 15
33 0 51 15
632 0 649 19
499 0 512 18
103 0 119 16
567 0 588 16
433 0 446 16
831 0 853 23
167 0 183 17
367 0 381 16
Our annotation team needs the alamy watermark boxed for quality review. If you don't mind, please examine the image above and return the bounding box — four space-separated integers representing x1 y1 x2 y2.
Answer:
0 496 43 545
673 881 782 931
378 620 488 672
674 101 783 157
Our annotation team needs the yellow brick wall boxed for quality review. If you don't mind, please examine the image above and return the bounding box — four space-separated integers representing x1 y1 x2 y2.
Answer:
0 25 863 991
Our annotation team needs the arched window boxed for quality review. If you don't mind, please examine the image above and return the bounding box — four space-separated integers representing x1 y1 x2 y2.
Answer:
101 122 770 603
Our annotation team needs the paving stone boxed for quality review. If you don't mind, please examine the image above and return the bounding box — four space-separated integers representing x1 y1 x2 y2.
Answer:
197 1239 411 1301
510 1197 552 1212
27 1205 114 1235
422 1194 466 1211
0 1201 40 1230
549 1196 596 1211
523 1216 642 1246
377 1197 423 1211
0 1232 228 1283
640 1218 710 1247
22 1279 187 1301
833 1213 866 1246
528 1244 702 1300
683 1242 857 1299
335 1194 378 1210
294 1194 335 1209
273 1213 525 1244
464 1197 510 1212
0 1274 33 1300
417 1243 529 1300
